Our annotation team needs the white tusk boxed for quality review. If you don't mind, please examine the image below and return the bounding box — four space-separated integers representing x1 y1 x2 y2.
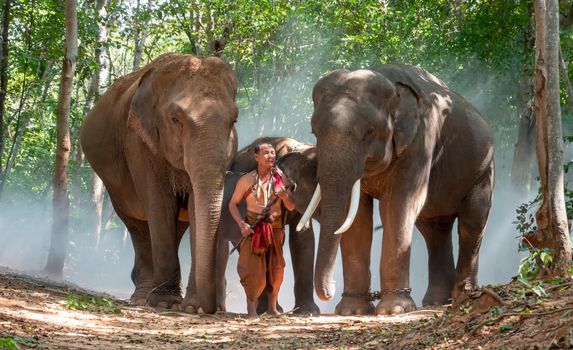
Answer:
296 184 321 231
334 179 361 235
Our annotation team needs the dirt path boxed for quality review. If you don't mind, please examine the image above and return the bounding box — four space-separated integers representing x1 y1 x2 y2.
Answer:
1 266 572 349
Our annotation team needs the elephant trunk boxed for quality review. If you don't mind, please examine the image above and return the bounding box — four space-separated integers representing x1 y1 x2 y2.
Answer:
314 203 344 301
185 137 228 314
314 141 363 301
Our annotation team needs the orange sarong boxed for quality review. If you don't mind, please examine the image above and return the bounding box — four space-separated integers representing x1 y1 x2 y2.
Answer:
237 211 285 301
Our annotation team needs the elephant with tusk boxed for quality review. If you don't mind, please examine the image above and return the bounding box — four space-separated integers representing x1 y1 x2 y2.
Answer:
299 65 494 316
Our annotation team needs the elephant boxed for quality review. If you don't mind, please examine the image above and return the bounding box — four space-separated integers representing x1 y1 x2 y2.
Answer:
214 136 320 315
80 53 239 314
298 64 495 315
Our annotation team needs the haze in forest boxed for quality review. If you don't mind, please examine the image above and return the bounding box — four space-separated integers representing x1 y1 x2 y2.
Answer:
0 61 533 314
1 1 572 314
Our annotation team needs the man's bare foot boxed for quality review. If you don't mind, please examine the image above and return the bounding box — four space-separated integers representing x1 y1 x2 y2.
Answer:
266 308 281 317
247 312 260 320
247 298 259 320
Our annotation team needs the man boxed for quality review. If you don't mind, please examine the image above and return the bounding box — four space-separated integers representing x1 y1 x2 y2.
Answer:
229 142 295 319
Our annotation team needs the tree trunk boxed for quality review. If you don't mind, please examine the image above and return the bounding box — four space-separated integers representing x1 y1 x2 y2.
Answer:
44 0 77 277
84 0 110 248
133 0 152 70
0 0 11 178
530 0 572 276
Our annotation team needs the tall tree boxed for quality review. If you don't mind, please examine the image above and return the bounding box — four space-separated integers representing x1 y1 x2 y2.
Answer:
44 0 78 276
88 0 110 249
133 0 152 70
529 0 572 276
0 0 11 176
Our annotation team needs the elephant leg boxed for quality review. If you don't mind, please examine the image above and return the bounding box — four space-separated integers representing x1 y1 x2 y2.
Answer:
122 216 153 306
415 217 455 306
216 237 229 312
335 193 375 316
376 171 429 315
146 196 182 309
288 212 320 315
453 169 493 305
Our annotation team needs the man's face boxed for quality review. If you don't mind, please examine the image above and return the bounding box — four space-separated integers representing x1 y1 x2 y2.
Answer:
255 144 276 168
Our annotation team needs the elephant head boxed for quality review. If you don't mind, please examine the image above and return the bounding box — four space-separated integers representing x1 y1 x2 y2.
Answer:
276 145 319 222
299 69 424 301
128 55 238 313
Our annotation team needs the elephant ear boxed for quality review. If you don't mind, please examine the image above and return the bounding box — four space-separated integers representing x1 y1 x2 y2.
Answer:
128 68 159 155
390 82 421 157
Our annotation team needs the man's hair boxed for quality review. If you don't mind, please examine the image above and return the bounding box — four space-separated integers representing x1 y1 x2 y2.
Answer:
254 142 274 154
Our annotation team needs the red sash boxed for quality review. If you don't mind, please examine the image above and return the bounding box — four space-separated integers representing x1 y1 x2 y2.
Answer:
251 220 273 255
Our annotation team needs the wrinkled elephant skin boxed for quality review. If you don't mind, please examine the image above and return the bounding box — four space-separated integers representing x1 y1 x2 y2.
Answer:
306 65 494 315
80 53 239 314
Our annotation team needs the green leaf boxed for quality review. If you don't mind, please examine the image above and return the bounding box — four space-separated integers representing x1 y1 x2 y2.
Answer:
11 337 36 345
0 338 20 350
517 276 531 287
562 309 572 318
531 285 547 297
499 324 513 331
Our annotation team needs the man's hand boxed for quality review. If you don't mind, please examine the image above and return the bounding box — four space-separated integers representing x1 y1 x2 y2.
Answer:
275 186 289 200
239 221 254 238
275 186 295 211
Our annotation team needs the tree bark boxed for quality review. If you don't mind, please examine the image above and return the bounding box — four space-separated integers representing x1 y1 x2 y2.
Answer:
86 0 111 249
0 0 11 178
133 0 152 70
530 0 572 276
44 0 77 277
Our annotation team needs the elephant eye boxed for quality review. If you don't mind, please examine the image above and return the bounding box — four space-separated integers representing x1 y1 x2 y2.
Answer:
171 117 181 125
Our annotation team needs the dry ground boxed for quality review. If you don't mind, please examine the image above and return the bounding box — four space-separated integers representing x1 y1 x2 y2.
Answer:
0 266 572 349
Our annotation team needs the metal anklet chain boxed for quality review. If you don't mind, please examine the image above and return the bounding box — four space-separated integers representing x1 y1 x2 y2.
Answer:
150 284 182 296
342 288 412 301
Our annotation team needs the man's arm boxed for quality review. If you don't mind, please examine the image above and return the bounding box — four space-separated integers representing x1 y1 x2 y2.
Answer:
229 176 254 238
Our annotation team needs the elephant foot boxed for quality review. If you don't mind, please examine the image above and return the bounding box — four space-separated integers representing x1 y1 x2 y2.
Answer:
375 294 416 315
452 279 477 307
293 301 321 316
147 285 182 309
335 296 375 316
422 286 452 307
129 282 154 306
181 292 200 314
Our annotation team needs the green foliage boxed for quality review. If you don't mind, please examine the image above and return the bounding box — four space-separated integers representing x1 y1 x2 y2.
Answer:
0 338 19 350
64 293 121 314
518 247 553 281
